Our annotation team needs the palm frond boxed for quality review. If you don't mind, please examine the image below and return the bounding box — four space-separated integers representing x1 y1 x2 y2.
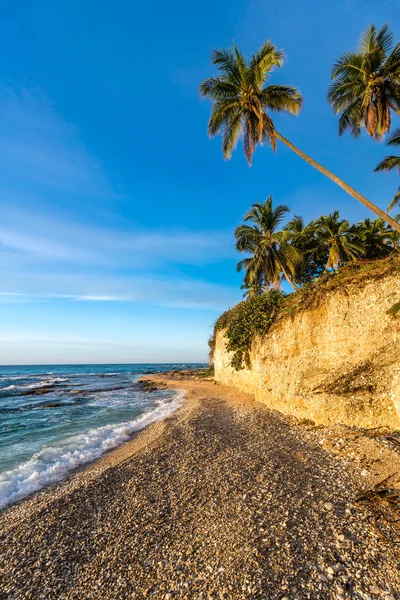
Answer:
242 112 259 165
330 52 365 79
222 111 243 159
285 215 305 233
381 42 400 77
387 127 400 147
388 188 400 212
359 24 377 53
374 23 394 55
337 97 364 137
328 25 399 140
374 155 400 172
261 85 303 114
248 41 283 89
207 99 241 136
210 48 243 86
199 78 240 100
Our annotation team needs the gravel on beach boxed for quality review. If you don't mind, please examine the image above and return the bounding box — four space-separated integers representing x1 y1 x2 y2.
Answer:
0 378 399 600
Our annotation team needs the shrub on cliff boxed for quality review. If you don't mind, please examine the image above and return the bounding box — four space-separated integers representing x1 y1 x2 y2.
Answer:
209 291 284 370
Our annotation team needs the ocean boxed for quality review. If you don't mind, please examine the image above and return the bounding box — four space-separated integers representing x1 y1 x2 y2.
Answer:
0 363 203 511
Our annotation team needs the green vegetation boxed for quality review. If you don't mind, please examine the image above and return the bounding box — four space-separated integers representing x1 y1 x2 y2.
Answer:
198 365 215 378
209 291 284 370
211 194 400 369
387 301 400 318
375 128 400 212
235 196 301 291
236 197 399 293
328 25 400 141
200 24 400 370
200 33 400 232
211 255 400 370
316 212 365 269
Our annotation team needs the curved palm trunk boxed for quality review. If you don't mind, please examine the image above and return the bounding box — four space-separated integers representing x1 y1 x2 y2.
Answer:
275 131 400 234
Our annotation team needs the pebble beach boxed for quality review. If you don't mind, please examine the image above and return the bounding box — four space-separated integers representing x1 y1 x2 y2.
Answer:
0 374 399 600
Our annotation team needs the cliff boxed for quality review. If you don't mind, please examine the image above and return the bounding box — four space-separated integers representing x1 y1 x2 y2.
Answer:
213 258 400 428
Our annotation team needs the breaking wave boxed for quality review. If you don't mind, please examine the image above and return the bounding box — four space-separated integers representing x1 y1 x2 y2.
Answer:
0 391 184 510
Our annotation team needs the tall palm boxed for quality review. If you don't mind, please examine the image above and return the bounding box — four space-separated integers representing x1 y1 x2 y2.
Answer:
200 42 400 233
316 211 365 269
328 25 400 140
374 128 400 211
285 216 328 284
235 196 301 290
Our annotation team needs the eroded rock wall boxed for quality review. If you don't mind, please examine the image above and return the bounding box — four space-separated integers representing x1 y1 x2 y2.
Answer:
213 271 400 428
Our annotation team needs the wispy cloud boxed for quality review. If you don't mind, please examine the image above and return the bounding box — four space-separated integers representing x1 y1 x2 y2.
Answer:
0 272 238 310
0 206 234 267
0 87 114 198
0 88 238 313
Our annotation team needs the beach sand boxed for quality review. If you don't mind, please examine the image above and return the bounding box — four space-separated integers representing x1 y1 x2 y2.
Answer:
0 374 399 599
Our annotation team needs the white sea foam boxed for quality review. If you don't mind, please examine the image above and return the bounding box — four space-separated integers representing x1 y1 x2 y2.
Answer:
0 390 185 511
0 377 69 395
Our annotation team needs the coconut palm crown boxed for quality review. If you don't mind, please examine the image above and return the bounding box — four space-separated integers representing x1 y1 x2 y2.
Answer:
235 196 302 290
328 24 400 140
316 212 365 269
350 218 391 258
199 42 303 164
200 41 400 233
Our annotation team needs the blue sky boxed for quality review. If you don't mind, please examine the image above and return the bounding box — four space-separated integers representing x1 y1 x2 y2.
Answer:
0 0 398 364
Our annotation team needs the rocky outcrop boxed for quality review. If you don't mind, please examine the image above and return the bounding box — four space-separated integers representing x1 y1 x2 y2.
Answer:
213 264 400 428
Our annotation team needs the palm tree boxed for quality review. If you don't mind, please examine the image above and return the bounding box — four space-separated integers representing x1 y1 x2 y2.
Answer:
284 216 328 284
328 25 400 141
350 217 392 259
388 214 400 251
200 42 400 233
374 128 400 211
240 281 265 298
316 211 365 269
235 196 302 290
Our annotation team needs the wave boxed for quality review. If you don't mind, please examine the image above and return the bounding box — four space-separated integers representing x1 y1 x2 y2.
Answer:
0 372 56 381
0 390 185 511
0 378 70 397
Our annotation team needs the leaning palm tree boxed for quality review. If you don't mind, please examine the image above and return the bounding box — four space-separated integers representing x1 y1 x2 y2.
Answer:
235 196 302 290
240 280 265 299
328 25 400 141
316 211 365 269
200 42 400 232
374 128 400 211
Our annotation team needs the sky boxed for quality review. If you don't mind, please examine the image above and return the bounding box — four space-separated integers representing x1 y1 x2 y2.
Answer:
0 0 399 364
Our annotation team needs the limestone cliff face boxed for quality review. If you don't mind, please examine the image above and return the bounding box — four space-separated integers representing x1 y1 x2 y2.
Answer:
213 268 400 428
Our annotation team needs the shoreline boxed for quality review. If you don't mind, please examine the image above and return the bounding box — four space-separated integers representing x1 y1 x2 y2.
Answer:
0 384 187 518
1 373 400 598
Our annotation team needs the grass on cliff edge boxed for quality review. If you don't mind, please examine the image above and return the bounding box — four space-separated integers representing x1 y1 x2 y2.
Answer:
210 255 400 370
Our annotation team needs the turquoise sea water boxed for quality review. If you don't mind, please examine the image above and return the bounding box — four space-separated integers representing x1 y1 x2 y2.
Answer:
0 363 203 510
